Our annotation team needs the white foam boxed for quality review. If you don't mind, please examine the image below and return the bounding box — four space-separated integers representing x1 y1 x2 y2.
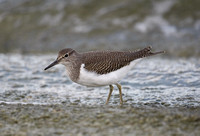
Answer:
134 0 177 36
0 101 53 105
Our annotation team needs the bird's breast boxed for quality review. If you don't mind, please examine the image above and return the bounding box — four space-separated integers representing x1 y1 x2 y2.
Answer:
76 60 141 87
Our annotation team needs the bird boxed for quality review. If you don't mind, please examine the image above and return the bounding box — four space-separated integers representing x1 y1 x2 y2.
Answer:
44 46 165 105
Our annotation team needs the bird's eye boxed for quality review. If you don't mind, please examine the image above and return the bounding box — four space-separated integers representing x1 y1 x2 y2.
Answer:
64 53 69 57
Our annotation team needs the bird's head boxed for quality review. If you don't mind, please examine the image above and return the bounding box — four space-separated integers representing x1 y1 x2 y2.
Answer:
44 48 76 70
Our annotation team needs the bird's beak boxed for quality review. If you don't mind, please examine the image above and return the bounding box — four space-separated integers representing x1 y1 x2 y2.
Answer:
44 60 58 70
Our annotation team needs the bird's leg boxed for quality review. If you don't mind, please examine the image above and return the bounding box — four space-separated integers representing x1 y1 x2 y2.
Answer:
106 85 114 105
116 83 123 105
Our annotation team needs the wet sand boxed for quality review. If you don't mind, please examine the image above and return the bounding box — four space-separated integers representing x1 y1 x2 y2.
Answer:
0 103 199 136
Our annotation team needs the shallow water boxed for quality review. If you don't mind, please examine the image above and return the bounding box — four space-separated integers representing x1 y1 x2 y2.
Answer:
0 54 199 107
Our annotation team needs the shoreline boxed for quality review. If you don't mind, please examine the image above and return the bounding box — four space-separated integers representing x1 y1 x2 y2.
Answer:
0 103 199 136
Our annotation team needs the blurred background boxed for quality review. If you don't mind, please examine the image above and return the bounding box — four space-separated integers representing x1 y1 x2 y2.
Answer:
1 1 200 135
0 0 200 57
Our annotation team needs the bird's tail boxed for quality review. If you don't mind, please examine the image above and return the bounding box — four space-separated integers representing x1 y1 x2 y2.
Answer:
132 46 165 59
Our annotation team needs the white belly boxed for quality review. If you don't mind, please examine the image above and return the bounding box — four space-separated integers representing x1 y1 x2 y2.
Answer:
76 59 141 87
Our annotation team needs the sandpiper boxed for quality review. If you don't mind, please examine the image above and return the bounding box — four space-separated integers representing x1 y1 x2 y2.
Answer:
44 46 164 104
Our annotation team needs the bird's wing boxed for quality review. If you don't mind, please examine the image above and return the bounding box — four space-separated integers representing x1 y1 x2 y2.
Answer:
82 46 164 74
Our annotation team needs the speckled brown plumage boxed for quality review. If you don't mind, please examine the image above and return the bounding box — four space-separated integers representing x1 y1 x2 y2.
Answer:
46 46 164 80
81 46 164 75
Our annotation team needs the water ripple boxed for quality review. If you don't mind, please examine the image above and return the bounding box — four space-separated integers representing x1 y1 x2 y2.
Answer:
0 54 200 107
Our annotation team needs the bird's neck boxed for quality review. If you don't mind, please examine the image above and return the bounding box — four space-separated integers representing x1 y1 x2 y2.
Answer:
65 54 83 82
